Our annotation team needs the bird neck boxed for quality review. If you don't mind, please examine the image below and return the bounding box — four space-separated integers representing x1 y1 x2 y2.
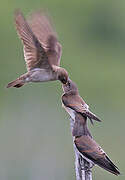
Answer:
82 124 92 137
65 90 78 96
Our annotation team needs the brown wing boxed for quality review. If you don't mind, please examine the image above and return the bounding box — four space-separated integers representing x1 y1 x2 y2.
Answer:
62 94 101 122
27 10 62 66
75 136 106 159
15 10 50 71
75 136 120 176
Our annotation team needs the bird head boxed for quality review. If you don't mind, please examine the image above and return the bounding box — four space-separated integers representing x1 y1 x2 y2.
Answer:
58 68 68 84
62 78 78 93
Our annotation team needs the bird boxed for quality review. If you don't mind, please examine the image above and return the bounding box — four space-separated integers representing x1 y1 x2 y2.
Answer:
7 10 68 88
73 113 120 176
62 78 101 125
74 134 120 176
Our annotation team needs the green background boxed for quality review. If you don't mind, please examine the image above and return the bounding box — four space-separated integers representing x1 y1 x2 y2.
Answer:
1 0 125 179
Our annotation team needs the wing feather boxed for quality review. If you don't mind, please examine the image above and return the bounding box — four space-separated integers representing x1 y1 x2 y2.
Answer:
75 136 120 175
27 10 62 66
62 94 101 122
15 10 50 71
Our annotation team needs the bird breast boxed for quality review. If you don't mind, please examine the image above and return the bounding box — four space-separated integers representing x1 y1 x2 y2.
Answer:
63 106 76 121
75 145 95 166
30 68 55 82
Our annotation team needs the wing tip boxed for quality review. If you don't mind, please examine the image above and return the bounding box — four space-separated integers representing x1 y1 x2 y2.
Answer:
98 156 121 176
96 118 102 122
91 114 102 122
14 9 22 17
14 9 24 27
108 168 121 176
14 9 27 25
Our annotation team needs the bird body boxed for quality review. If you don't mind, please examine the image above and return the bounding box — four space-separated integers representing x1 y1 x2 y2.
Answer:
7 68 58 88
74 134 120 176
7 10 68 88
27 68 56 82
71 109 120 176
62 79 101 124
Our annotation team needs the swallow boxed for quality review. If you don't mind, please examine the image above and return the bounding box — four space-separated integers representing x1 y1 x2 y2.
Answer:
7 10 68 88
74 134 120 176
70 113 120 175
62 78 101 125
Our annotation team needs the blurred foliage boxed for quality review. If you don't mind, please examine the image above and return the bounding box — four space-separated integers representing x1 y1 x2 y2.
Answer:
1 0 125 179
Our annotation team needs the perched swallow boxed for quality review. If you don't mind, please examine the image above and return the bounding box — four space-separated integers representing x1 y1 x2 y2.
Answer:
62 79 101 125
65 88 120 176
74 134 120 176
7 10 68 88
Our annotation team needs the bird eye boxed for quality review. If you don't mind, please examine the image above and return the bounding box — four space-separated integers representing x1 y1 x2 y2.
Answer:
62 77 67 84
58 75 67 84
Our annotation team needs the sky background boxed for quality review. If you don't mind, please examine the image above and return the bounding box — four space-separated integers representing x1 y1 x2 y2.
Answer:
1 0 125 179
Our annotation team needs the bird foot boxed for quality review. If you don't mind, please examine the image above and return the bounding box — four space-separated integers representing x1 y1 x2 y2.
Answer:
79 157 94 171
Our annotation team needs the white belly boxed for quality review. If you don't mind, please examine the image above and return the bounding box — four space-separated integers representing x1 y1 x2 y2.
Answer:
75 144 95 166
30 69 55 82
63 105 76 120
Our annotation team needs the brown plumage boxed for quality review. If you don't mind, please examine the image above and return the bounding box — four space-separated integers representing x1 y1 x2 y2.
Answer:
62 78 101 124
74 135 120 176
72 112 92 137
7 10 68 88
69 108 120 176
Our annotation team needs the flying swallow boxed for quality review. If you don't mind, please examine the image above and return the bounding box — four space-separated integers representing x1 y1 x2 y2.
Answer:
7 10 68 88
62 78 101 125
74 134 120 176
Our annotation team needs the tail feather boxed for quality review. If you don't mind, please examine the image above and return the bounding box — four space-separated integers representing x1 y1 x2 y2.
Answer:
6 79 24 88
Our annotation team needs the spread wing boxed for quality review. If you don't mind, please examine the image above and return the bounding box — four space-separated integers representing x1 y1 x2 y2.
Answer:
27 10 62 66
62 94 101 122
15 10 50 71
75 136 120 176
